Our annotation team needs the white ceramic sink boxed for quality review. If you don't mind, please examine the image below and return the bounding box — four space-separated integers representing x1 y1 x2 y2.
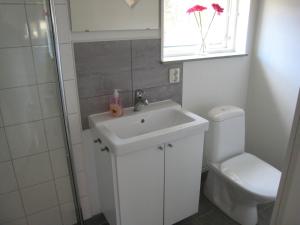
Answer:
89 100 209 156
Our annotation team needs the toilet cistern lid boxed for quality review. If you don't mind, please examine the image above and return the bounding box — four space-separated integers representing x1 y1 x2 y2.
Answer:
208 106 244 122
220 153 281 200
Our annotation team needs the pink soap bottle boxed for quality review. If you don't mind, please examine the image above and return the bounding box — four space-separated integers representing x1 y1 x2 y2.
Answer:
109 89 123 117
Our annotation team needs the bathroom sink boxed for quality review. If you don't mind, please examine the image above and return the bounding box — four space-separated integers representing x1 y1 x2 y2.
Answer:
89 100 209 156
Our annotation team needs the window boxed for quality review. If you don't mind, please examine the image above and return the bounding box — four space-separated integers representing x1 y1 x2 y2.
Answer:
162 0 251 62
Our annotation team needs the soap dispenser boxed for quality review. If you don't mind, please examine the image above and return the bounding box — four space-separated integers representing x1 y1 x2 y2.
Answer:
109 89 123 117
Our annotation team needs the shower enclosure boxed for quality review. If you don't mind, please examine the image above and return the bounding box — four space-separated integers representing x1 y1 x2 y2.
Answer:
0 0 83 224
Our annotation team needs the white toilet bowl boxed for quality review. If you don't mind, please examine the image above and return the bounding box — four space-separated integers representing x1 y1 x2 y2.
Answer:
204 153 281 225
204 106 281 225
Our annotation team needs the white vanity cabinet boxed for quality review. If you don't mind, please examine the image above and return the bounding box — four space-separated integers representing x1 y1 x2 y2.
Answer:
90 100 209 225
94 139 119 225
164 134 204 225
94 133 204 225
116 146 164 225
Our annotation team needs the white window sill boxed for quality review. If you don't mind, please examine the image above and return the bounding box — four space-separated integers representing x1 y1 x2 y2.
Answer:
161 51 248 63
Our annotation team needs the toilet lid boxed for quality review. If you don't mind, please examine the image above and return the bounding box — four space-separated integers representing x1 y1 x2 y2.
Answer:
219 153 281 199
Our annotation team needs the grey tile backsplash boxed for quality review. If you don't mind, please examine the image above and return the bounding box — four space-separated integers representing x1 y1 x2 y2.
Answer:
74 39 183 129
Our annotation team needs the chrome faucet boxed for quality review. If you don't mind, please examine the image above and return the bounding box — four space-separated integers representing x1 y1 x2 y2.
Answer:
134 89 149 112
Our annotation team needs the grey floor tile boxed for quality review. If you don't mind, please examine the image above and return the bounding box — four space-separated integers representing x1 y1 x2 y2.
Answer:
86 196 274 225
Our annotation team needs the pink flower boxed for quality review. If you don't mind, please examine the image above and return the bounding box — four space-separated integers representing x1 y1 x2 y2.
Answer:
212 3 224 14
187 5 207 14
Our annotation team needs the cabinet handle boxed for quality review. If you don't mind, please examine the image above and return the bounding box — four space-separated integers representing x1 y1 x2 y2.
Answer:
101 146 110 152
94 138 102 144
157 146 164 151
168 143 173 148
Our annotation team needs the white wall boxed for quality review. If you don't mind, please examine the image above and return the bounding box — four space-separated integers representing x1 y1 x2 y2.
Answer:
271 91 300 225
245 0 300 169
183 56 250 116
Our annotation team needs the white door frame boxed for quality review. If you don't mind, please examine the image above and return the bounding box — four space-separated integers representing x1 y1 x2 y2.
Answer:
271 89 300 225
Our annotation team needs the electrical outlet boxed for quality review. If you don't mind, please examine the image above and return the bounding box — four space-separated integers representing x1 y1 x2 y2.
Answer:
169 68 181 83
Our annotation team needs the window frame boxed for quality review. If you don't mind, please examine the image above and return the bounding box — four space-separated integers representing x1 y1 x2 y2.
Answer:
161 0 251 62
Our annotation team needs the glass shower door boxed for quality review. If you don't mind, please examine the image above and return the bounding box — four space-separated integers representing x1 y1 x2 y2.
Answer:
0 1 79 225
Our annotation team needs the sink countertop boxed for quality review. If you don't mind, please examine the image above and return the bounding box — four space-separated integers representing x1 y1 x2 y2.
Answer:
89 100 209 156
88 100 181 126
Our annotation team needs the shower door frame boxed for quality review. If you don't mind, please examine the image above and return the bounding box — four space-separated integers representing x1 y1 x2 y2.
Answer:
48 1 84 224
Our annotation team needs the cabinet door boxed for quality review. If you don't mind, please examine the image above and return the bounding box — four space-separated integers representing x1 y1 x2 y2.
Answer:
164 134 204 225
116 146 164 225
95 145 118 225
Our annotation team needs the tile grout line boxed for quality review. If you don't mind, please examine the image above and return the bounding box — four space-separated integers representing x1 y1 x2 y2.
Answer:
0 79 59 92
0 2 76 225
30 6 65 219
36 68 66 225
0 165 86 197
2 123 28 225
8 3 35 225
0 42 70 50
1 113 82 129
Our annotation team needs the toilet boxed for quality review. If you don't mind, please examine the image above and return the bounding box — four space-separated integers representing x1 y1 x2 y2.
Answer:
204 106 281 225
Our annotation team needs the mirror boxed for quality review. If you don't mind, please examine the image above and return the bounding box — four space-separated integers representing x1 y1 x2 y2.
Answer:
69 0 159 32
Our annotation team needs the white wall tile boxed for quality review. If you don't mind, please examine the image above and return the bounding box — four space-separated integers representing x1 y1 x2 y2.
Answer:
60 44 75 80
0 86 42 126
64 80 79 114
72 144 84 172
5 217 27 225
0 113 3 127
21 181 58 214
0 0 24 3
0 5 30 48
0 162 18 194
54 4 71 43
0 128 10 162
25 0 46 3
14 152 53 188
32 46 57 84
44 117 65 150
60 202 76 225
68 114 82 144
76 171 88 198
25 4 50 46
80 196 91 220
27 207 62 225
38 83 61 118
54 0 67 4
6 121 47 159
0 191 25 224
0 47 36 89
55 176 72 204
50 148 68 178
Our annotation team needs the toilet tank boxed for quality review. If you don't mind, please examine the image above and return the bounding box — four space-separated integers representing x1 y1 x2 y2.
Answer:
205 106 245 164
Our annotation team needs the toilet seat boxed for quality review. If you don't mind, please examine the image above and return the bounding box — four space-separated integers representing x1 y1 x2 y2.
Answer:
219 153 281 200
